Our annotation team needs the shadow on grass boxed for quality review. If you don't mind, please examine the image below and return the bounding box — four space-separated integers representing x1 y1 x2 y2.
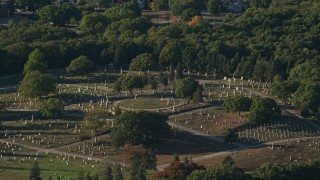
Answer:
155 131 233 156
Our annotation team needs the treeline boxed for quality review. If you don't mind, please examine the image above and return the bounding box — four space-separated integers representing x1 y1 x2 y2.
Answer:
1 0 319 79
155 156 320 180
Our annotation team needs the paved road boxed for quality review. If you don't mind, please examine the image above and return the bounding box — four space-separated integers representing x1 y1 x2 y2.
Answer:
156 87 320 170
2 82 320 170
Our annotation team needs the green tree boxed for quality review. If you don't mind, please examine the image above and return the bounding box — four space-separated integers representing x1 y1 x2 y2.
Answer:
111 111 170 147
41 98 64 119
223 95 252 115
23 49 48 75
149 1 160 12
289 60 320 84
15 0 51 13
111 127 126 148
222 156 235 168
38 5 64 26
104 2 140 22
66 56 94 75
168 0 204 16
224 129 238 145
175 78 199 99
154 160 205 180
149 77 159 93
80 13 109 34
293 82 320 119
271 80 299 104
207 0 222 14
187 157 246 180
180 8 201 21
29 161 42 180
248 97 281 125
39 3 81 27
19 71 55 98
113 76 146 95
253 60 274 82
84 109 111 135
102 164 113 180
159 72 169 88
129 53 155 72
92 0 112 8
113 164 123 180
192 86 203 106
159 41 182 73
78 167 85 180
129 146 156 180
250 0 272 8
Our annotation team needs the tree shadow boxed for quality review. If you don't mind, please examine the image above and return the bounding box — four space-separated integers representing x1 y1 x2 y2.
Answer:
155 131 233 156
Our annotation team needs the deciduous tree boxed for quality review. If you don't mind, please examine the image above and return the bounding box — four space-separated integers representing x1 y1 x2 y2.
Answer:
23 49 47 75
41 98 64 119
19 71 55 98
175 78 199 99
248 97 281 125
66 56 94 75
111 111 170 147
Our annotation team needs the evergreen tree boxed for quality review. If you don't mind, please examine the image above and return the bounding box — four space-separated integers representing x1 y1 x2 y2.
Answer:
23 49 47 75
103 164 113 180
29 161 42 180
78 167 85 180
113 165 123 180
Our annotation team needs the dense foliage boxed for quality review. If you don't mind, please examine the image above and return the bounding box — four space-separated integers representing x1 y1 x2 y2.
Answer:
175 78 199 99
18 70 55 98
248 97 281 125
0 0 319 117
66 55 94 75
41 98 64 119
111 111 170 147
223 95 252 115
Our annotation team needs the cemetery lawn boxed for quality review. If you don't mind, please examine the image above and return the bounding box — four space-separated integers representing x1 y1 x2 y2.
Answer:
0 153 100 179
196 137 320 171
118 98 173 109
155 131 232 165
170 108 244 136
170 108 320 145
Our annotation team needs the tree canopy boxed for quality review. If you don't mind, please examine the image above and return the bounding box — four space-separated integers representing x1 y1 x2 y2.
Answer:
248 97 281 125
39 3 81 27
175 78 199 99
41 98 64 119
111 111 170 147
66 55 94 75
113 75 146 94
223 95 252 115
23 49 48 75
129 53 155 72
19 70 55 98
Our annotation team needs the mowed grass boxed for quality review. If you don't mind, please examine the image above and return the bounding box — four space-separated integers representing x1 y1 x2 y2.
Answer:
0 152 101 179
197 138 320 171
155 131 232 165
119 98 172 109
170 108 244 136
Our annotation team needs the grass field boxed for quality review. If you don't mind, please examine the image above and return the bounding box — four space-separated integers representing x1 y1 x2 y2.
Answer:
197 137 320 171
119 98 174 109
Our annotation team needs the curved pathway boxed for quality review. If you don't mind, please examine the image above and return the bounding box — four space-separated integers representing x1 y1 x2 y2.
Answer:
3 81 320 170
156 135 320 171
